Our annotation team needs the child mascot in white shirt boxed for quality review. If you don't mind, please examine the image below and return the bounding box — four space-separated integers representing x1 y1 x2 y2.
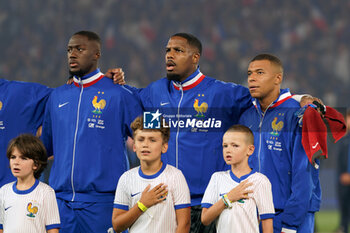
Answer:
112 116 191 233
201 124 274 233
0 134 60 233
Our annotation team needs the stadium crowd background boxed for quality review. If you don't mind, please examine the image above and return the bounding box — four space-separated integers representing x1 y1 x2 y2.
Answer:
0 0 349 212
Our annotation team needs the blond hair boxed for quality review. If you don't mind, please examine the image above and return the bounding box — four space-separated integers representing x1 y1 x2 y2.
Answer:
225 124 254 145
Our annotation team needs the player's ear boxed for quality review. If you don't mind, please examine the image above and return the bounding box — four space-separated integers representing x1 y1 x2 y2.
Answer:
132 142 136 152
161 142 168 154
33 162 39 172
274 72 283 85
192 52 200 65
95 51 101 60
247 145 255 156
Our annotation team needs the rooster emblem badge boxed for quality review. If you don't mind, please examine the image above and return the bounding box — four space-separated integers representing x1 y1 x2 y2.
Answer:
26 202 38 218
193 99 208 118
270 117 284 136
0 101 2 111
92 96 106 114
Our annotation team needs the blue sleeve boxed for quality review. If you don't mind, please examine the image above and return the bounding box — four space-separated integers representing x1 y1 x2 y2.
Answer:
231 84 252 118
0 188 3 228
238 109 249 125
26 83 52 131
281 119 314 229
123 85 147 107
120 86 143 138
123 85 141 97
40 94 54 156
212 81 252 128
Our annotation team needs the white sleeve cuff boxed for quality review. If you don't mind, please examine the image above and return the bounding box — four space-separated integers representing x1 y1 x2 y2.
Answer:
281 227 297 233
292 94 311 103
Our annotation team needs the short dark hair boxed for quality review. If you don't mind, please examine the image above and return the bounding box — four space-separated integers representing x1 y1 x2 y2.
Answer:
131 116 170 143
73 30 101 46
171 32 202 55
7 134 48 179
250 53 283 72
225 124 254 145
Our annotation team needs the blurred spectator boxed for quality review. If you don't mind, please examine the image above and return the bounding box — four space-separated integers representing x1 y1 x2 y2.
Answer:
336 109 350 233
0 0 349 110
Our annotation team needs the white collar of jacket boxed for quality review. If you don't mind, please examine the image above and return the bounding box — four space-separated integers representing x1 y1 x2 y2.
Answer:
73 68 104 88
253 88 294 109
172 68 205 91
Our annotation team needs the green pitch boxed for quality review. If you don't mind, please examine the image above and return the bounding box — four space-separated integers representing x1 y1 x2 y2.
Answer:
315 210 340 233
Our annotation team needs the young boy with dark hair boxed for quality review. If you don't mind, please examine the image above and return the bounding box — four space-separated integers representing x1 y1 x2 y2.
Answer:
201 125 274 233
0 134 60 233
112 116 191 233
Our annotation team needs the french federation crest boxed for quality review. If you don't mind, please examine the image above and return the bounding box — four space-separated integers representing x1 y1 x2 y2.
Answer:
193 94 208 118
0 101 3 110
26 202 38 218
270 117 284 136
92 95 106 114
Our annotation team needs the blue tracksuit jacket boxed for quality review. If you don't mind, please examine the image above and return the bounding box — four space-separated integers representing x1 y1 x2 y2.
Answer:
128 68 252 205
0 79 51 187
239 89 321 230
41 69 142 203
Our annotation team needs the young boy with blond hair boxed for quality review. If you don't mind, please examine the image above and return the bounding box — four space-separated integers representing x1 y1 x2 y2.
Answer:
201 125 274 233
112 116 191 233
0 134 60 233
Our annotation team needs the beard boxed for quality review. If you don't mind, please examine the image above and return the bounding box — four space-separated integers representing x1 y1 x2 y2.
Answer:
166 72 182 82
69 69 86 78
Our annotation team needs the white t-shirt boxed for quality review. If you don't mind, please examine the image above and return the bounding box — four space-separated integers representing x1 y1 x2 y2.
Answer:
114 163 191 233
202 170 274 233
0 180 60 233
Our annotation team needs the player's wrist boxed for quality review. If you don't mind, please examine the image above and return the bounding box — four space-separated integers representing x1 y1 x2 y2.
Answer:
137 201 148 212
226 193 234 202
139 197 151 208
222 194 232 208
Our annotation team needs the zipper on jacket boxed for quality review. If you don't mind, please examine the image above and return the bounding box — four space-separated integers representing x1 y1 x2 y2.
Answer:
257 112 264 172
71 79 84 201
175 85 184 168
256 103 273 172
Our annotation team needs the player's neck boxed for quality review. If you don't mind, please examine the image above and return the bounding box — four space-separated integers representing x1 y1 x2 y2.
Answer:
140 159 163 176
16 175 36 190
259 89 280 112
179 67 198 82
231 163 252 179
